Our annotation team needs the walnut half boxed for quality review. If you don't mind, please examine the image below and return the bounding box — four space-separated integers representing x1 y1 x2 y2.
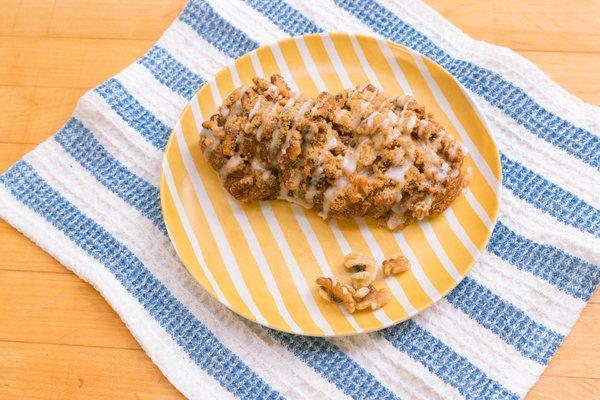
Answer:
382 254 411 276
316 277 356 313
355 286 391 311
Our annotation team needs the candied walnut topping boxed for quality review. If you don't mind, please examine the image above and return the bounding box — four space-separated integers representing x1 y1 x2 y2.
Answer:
355 286 391 311
315 277 356 313
343 252 376 272
316 251 397 314
382 254 411 276
350 270 375 289
200 74 470 231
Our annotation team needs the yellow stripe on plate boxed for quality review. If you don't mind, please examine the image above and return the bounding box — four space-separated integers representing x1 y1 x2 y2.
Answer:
421 56 502 180
159 33 502 336
178 109 294 332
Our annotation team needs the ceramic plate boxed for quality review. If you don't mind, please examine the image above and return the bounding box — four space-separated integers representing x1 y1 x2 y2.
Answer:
160 33 501 336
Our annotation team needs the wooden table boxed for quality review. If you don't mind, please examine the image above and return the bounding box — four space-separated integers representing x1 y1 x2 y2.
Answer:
1 1 598 398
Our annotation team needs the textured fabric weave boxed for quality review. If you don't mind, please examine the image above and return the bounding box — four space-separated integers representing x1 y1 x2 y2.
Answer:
1 1 599 399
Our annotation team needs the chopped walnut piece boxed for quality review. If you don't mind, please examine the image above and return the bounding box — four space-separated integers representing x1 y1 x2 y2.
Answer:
315 277 356 313
355 287 391 311
350 270 374 289
354 286 371 299
382 254 411 276
343 252 376 272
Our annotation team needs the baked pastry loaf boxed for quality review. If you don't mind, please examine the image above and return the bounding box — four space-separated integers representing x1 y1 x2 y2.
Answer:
199 74 470 231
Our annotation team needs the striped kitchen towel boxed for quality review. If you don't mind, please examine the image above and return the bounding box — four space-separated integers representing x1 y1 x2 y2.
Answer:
1 0 599 399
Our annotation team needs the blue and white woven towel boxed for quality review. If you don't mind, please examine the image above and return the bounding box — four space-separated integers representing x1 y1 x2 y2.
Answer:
1 1 599 399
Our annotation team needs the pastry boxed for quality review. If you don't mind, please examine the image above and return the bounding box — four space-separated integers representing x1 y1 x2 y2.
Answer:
199 74 469 231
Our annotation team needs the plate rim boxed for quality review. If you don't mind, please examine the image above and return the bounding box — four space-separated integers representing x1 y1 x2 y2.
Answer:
159 32 502 337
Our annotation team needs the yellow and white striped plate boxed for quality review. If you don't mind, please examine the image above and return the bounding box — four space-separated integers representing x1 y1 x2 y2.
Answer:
160 33 501 336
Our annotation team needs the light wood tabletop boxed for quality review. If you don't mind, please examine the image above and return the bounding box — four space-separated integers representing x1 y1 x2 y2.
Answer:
0 1 598 398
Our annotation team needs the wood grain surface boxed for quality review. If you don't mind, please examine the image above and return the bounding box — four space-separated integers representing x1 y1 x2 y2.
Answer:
1 1 599 398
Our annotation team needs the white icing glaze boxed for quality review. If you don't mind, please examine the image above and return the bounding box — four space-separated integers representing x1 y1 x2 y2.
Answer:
385 162 413 182
295 101 313 122
386 212 404 230
324 135 339 150
248 98 262 121
364 111 380 128
305 185 318 204
265 84 278 97
320 176 348 218
352 115 362 130
423 194 433 208
284 97 296 109
392 147 406 164
417 119 428 138
255 102 278 141
275 101 312 159
282 128 296 156
220 105 230 118
405 113 417 133
284 92 302 109
269 127 281 157
219 155 243 180
435 162 450 182
341 150 357 175
392 202 408 215
233 100 242 116
251 159 272 180
363 89 376 101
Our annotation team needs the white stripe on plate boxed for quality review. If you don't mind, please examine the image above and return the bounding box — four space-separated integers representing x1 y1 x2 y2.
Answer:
376 39 413 94
189 95 205 133
471 252 585 335
329 219 352 254
229 64 243 87
249 51 266 78
224 198 303 333
410 52 500 195
208 78 224 106
393 232 442 301
165 162 229 306
415 299 544 398
356 219 418 316
294 36 327 91
172 131 268 326
463 187 493 229
320 34 353 88
270 42 300 92
292 206 364 332
261 203 336 336
349 34 382 88
443 207 479 258
176 121 302 333
419 220 463 281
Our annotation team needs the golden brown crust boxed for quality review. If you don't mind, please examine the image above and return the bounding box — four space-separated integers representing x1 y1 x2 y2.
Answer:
430 168 470 216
